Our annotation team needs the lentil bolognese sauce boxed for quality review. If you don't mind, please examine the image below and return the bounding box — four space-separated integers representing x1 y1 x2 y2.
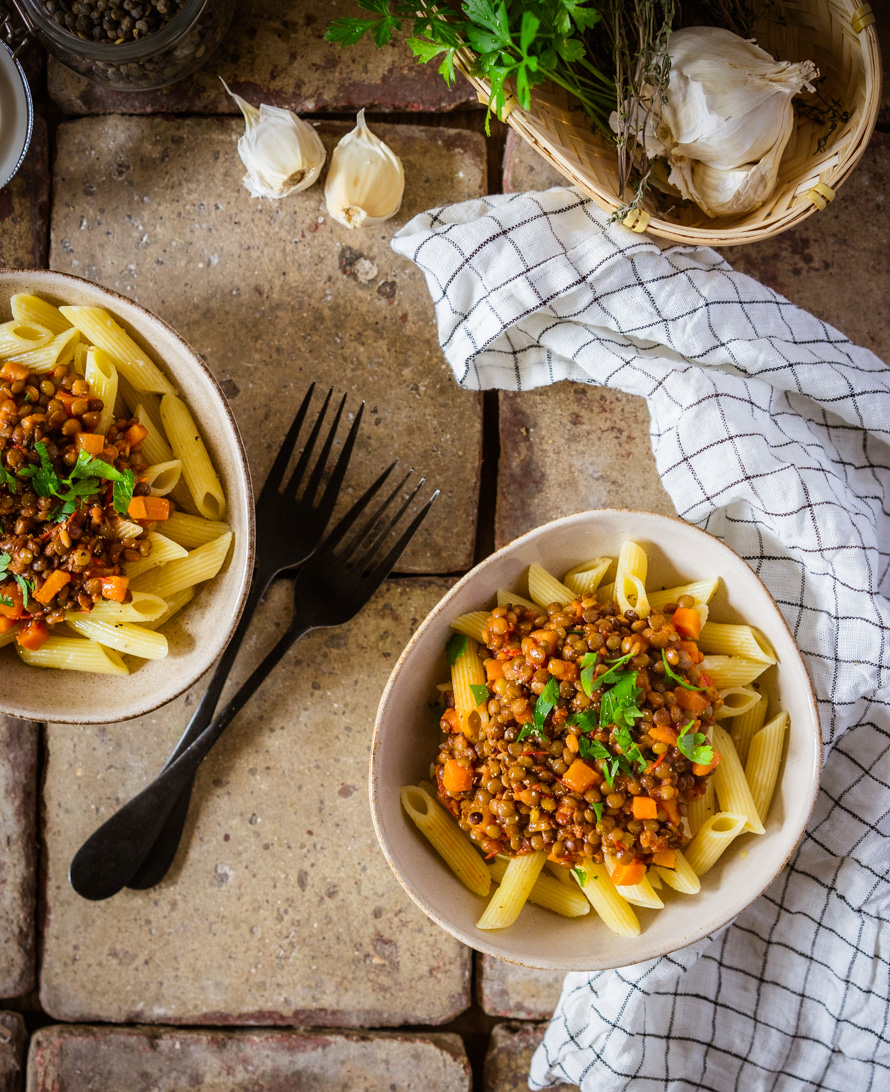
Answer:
434 595 722 885
0 357 161 651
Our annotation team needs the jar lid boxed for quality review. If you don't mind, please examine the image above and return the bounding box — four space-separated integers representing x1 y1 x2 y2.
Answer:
0 36 33 187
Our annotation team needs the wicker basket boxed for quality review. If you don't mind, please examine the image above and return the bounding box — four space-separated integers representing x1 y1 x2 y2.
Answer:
461 0 882 246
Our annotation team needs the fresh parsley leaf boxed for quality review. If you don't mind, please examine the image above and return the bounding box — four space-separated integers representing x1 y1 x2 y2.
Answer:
445 632 467 666
0 465 18 494
571 866 586 887
677 720 715 767
578 736 610 763
592 802 603 825
661 648 705 691
533 675 560 737
599 671 645 731
0 552 10 580
12 573 33 609
0 595 12 609
579 651 635 697
566 709 598 734
469 683 489 707
112 472 136 516
517 722 547 744
587 652 634 689
325 0 402 47
614 723 648 773
18 441 60 498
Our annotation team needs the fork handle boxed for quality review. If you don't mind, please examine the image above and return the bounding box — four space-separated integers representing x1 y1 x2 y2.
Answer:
124 566 275 892
69 613 314 901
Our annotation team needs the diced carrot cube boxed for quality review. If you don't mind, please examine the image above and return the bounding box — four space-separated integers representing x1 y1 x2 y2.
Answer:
0 582 24 620
632 796 658 820
0 616 16 634
442 759 474 794
562 759 598 795
693 753 721 777
125 423 149 447
649 724 679 746
16 620 49 651
75 432 106 456
660 797 681 826
34 570 71 605
676 688 711 714
680 639 704 664
128 496 171 521
672 607 701 640
484 658 504 683
612 859 647 887
0 360 30 383
652 849 676 869
100 575 129 603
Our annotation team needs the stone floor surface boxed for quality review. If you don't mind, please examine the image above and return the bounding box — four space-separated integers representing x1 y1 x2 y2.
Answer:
27 1025 472 1092
478 957 563 1023
484 1023 579 1092
0 720 38 1001
0 1012 26 1092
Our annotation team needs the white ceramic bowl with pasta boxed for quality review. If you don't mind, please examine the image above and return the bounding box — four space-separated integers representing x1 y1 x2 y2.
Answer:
0 270 254 724
370 510 821 971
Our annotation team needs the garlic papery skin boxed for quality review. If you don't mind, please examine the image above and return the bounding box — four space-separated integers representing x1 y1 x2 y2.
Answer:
222 80 326 200
325 109 405 229
668 145 784 219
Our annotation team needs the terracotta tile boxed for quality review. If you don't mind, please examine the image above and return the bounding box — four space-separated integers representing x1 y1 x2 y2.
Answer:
28 1024 471 1091
484 1022 577 1092
0 115 49 269
0 1011 26 1092
477 955 564 1021
50 115 486 572
40 578 471 1026
48 0 475 116
0 718 38 999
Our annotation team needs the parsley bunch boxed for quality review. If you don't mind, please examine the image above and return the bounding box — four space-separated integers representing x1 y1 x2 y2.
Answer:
327 1 614 134
16 443 135 522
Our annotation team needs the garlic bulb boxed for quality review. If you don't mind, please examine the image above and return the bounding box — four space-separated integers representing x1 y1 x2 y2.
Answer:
222 80 326 200
325 109 404 229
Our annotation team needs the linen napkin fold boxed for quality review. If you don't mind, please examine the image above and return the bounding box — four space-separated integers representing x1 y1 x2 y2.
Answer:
392 190 890 1091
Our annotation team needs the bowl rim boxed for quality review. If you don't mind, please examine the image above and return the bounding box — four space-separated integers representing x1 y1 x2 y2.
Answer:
0 268 256 724
370 508 823 970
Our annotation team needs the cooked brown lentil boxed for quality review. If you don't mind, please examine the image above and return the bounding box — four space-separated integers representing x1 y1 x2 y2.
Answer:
434 595 723 873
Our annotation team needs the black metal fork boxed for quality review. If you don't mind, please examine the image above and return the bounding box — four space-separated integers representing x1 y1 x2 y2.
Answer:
68 463 438 901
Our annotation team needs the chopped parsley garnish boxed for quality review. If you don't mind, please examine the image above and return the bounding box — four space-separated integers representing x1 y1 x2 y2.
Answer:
571 866 586 887
469 683 489 707
445 632 467 666
18 443 136 519
0 466 18 494
13 573 33 609
614 723 648 772
0 553 15 606
518 675 560 743
0 596 11 608
661 648 705 691
677 720 715 766
566 709 597 734
578 736 610 763
592 802 603 825
599 671 645 731
579 651 634 697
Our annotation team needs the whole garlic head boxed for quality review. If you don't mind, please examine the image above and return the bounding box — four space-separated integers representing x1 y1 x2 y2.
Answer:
222 80 326 200
325 109 405 229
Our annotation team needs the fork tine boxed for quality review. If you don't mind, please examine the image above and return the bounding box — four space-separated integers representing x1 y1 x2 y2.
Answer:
313 400 365 527
351 477 426 573
258 382 316 501
282 387 334 499
320 459 400 553
289 390 346 504
361 490 439 586
338 469 414 565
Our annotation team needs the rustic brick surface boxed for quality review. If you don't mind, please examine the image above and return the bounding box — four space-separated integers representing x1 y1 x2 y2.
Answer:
27 1025 471 1092
40 578 471 1027
484 1022 578 1092
877 2 890 129
48 0 476 116
0 1011 26 1092
0 718 38 999
477 956 564 1021
50 115 484 572
0 115 49 270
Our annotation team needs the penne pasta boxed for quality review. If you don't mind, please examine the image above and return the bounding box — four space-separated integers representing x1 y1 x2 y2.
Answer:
745 712 789 823
489 856 589 917
0 320 52 357
647 578 720 612
603 854 664 909
8 326 79 373
450 636 489 740
699 622 777 665
476 850 547 929
0 627 20 649
450 611 489 645
66 618 169 660
712 724 765 835
84 346 119 436
123 532 188 581
16 636 129 675
59 305 175 394
400 785 491 897
142 460 183 497
684 812 747 876
162 510 232 549
714 685 762 720
140 586 195 631
698 655 768 688
686 779 716 838
496 587 537 611
562 556 612 597
572 861 640 937
527 562 574 608
160 393 226 520
729 696 767 767
614 540 650 619
10 293 72 335
131 532 232 601
654 849 701 894
73 591 167 624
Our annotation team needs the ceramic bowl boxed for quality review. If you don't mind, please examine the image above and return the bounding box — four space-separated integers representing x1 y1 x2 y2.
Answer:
0 269 254 724
371 510 821 971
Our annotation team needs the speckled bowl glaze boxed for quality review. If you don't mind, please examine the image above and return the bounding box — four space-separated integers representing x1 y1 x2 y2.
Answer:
371 510 821 971
0 270 254 724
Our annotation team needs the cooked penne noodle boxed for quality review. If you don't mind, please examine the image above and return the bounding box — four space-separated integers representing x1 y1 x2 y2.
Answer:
572 861 640 937
66 618 168 660
489 856 589 917
115 519 145 540
686 779 715 837
451 636 489 740
0 627 20 649
496 587 537 611
118 372 160 419
647 579 720 612
603 854 664 909
0 320 52 356
654 849 701 894
59 305 175 394
16 636 129 675
647 868 663 889
71 341 88 377
9 326 80 372
699 655 768 688
400 785 491 897
684 812 747 876
142 460 183 497
11 293 72 335
596 580 615 603
163 510 232 549
84 346 119 436
563 557 612 597
74 591 167 624
527 562 574 608
123 532 188 581
132 532 232 601
160 393 226 520
714 685 762 720
699 622 777 665
614 540 650 619
712 724 765 835
140 586 194 631
729 696 768 766
745 712 788 823
450 611 489 644
476 850 546 929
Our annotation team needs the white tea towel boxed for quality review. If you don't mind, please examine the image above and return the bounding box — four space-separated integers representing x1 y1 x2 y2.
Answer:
393 190 890 1091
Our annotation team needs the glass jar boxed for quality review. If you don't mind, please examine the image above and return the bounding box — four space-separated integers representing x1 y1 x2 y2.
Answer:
13 0 235 90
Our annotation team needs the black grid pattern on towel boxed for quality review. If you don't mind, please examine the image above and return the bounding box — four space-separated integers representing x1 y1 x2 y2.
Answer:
392 190 890 1092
